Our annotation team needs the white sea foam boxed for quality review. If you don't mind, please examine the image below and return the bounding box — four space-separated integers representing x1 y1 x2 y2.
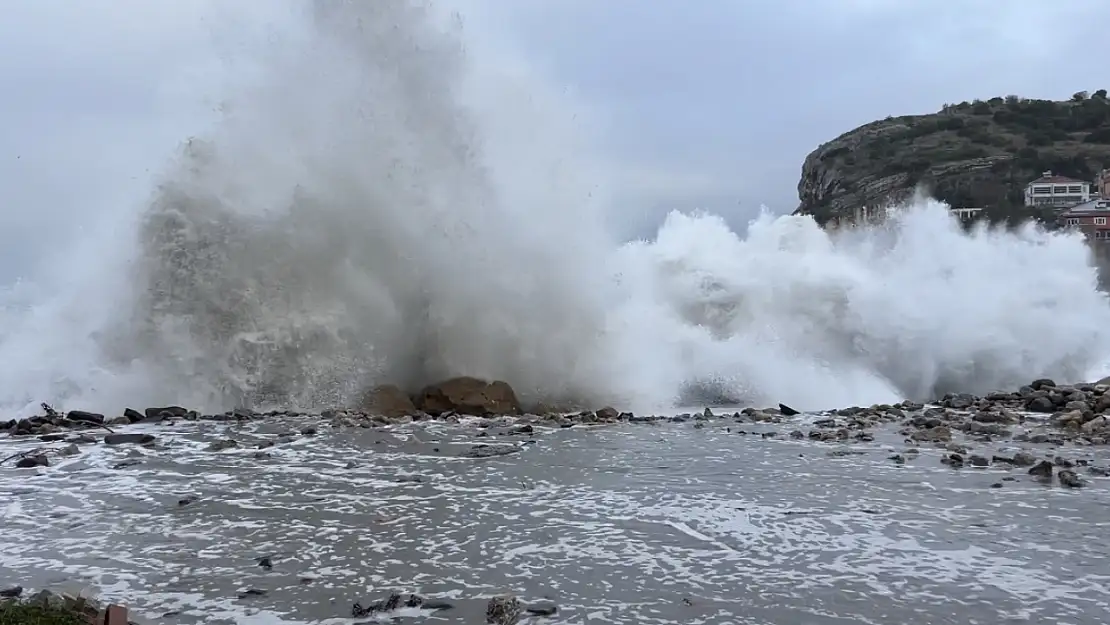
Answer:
3 420 1106 624
2 0 1110 418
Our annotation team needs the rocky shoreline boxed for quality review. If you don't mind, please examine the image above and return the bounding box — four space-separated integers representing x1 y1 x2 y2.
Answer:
2 375 1108 624
0 584 552 625
0 586 131 624
4 375 1109 480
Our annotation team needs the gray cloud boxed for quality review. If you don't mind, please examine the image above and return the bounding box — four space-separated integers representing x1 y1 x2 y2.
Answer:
2 0 1108 275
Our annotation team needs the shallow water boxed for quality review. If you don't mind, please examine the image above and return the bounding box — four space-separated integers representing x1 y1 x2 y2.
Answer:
1 416 1109 624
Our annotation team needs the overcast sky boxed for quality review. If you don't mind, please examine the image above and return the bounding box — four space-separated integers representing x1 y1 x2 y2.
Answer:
1 0 1108 278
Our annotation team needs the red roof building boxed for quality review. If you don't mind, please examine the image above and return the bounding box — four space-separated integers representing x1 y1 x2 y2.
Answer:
1059 199 1110 242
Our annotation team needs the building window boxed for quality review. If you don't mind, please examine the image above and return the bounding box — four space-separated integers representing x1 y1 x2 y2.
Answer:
1068 185 1083 193
1033 186 1051 194
1067 218 1081 225
1096 217 1107 225
1053 186 1068 193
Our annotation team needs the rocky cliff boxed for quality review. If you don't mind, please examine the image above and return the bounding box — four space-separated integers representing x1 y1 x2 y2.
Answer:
795 91 1110 226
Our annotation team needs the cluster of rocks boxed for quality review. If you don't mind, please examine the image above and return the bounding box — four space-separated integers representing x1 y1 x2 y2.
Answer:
347 591 555 623
0 586 135 624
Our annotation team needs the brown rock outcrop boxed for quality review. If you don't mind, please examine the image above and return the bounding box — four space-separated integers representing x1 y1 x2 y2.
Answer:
414 377 522 416
360 384 418 418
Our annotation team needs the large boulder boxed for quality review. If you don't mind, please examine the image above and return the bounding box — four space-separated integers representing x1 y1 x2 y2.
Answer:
360 384 418 418
414 377 521 416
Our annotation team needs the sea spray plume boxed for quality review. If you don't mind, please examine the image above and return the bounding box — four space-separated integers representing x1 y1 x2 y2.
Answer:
118 0 621 411
3 2 1110 417
610 197 1110 409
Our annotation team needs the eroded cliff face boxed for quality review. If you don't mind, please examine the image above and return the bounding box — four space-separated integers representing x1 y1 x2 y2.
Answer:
794 95 1110 226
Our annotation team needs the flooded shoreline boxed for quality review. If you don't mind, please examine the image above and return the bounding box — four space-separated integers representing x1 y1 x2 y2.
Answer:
2 404 1108 624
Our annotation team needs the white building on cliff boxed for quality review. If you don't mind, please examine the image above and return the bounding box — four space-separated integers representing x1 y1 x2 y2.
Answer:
1024 171 1091 208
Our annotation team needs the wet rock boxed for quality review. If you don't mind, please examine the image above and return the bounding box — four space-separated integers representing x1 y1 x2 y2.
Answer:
123 408 145 422
112 458 143 469
1028 460 1054 479
352 591 405 617
1058 470 1085 488
778 403 800 416
596 406 619 421
1011 450 1038 467
360 384 418 418
414 377 522 416
0 586 22 598
1053 411 1084 429
1025 396 1055 413
966 421 1010 436
66 410 105 425
15 454 49 468
57 444 80 457
238 588 267 599
208 439 239 452
486 595 524 625
968 455 990 467
299 425 318 436
972 411 1016 424
911 426 951 443
1082 415 1109 434
942 393 976 409
104 433 156 445
525 600 558 616
941 453 964 467
145 406 188 420
461 444 521 459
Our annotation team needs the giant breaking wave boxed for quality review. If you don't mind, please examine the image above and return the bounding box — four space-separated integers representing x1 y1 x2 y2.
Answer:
2 0 1110 417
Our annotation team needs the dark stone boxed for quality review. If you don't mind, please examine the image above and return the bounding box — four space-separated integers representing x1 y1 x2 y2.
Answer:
15 455 49 468
352 592 404 617
1024 397 1055 413
461 444 521 459
525 600 559 616
66 410 105 425
1058 470 1085 488
1028 460 1054 479
104 433 156 445
778 403 800 416
145 406 188 419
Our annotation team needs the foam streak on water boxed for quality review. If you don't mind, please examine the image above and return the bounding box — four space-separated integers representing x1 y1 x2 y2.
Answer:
2 0 1110 417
